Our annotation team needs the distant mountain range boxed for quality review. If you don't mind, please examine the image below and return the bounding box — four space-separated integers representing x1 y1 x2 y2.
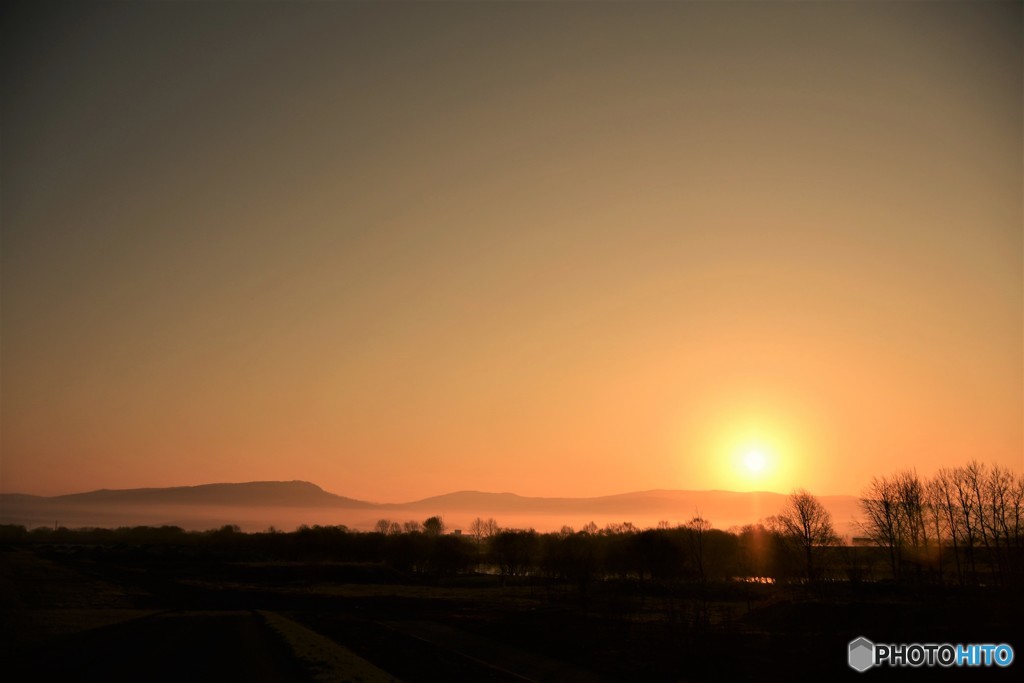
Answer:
0 480 864 536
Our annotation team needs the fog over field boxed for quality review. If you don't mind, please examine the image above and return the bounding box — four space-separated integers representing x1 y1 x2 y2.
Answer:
0 481 863 537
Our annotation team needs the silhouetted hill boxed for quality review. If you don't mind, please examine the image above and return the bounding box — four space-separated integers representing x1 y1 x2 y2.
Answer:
0 493 45 505
49 480 375 508
403 488 790 513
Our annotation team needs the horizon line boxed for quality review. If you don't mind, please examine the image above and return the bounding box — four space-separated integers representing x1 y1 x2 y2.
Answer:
0 479 861 502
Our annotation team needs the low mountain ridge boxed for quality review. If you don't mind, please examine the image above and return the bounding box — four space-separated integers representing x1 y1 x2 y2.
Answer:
399 488 862 533
45 480 374 508
0 480 862 535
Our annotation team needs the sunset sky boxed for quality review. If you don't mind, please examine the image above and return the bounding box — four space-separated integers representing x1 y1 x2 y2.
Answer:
2 1 1021 502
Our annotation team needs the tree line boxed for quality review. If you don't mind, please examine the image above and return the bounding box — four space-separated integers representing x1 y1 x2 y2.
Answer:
3 460 1019 588
859 460 1024 586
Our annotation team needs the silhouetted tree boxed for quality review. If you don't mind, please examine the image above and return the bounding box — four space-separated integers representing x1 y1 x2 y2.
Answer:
861 461 1024 586
490 530 538 578
427 534 474 575
375 519 402 535
686 515 711 584
860 474 907 580
542 531 600 597
774 488 838 582
930 467 973 584
423 516 445 537
470 517 499 542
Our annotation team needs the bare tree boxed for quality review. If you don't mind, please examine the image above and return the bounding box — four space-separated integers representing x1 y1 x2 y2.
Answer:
861 461 1024 587
1008 471 1024 549
923 476 948 583
375 518 401 535
951 465 980 582
686 514 712 584
860 470 931 581
776 488 838 582
894 470 927 555
930 468 965 584
967 462 1022 584
860 475 904 580
470 517 500 543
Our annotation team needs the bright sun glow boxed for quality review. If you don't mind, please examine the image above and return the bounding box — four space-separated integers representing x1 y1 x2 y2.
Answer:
727 436 786 489
686 409 805 492
743 449 767 473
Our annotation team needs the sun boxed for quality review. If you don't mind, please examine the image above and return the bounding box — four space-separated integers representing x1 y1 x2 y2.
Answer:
689 412 801 491
732 444 777 486
743 449 767 473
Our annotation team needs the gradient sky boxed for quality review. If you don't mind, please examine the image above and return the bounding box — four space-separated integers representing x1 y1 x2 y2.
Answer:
2 1 1021 502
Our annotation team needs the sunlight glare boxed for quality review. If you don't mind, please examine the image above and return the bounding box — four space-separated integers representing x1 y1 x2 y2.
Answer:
744 449 767 473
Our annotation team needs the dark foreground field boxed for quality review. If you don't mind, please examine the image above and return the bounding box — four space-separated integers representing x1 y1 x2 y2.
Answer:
3 541 1021 682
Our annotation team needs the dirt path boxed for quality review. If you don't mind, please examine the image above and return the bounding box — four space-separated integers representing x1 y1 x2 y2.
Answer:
260 610 399 682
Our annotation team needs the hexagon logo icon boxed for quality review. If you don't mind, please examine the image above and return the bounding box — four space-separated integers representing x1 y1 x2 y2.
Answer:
849 637 875 672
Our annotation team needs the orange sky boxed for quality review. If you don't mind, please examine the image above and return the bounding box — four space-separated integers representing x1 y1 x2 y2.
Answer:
2 1 1021 502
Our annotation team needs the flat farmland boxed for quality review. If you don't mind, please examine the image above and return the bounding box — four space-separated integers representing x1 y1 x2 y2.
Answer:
3 541 1021 682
